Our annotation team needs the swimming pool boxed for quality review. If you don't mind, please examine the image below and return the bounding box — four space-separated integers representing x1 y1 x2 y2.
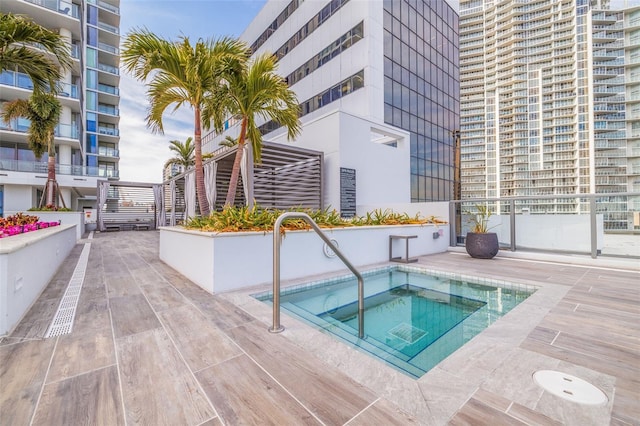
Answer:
255 265 535 378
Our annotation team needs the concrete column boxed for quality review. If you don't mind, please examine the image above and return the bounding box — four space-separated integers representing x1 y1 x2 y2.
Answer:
59 187 72 209
58 28 73 85
59 144 72 165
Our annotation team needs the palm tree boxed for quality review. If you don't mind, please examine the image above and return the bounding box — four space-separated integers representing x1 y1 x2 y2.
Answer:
207 53 301 207
121 29 249 216
164 136 213 173
0 13 72 94
219 135 238 148
164 137 195 171
1 92 62 207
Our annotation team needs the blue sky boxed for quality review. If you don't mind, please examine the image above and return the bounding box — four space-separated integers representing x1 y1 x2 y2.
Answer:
118 0 268 183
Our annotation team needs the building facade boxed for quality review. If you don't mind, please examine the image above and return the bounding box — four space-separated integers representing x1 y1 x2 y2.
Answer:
0 0 121 215
204 0 459 211
459 0 639 229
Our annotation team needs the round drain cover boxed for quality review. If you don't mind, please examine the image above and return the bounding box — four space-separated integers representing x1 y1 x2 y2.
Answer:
533 370 608 405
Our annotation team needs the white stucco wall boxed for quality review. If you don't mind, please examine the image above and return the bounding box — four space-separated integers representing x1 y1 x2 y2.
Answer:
0 224 76 335
160 223 450 294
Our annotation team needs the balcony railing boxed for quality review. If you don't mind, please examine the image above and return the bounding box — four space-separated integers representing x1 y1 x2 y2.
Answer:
98 104 119 116
98 126 119 136
0 70 79 99
0 119 79 140
0 159 118 178
98 147 119 157
88 0 120 14
97 21 119 34
97 83 119 95
98 63 119 75
98 42 119 55
450 192 640 259
23 0 80 18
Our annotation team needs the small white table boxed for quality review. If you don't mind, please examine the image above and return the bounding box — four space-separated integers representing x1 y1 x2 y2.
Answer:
389 235 418 263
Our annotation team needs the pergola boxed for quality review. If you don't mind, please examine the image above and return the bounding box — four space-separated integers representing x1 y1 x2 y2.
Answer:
163 141 324 225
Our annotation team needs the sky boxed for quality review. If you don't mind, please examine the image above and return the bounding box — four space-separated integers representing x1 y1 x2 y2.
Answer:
117 0 268 183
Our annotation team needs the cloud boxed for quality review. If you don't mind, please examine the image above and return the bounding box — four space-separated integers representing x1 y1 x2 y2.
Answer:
117 73 193 183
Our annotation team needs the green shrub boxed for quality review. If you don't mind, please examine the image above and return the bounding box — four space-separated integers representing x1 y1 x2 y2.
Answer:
184 206 446 233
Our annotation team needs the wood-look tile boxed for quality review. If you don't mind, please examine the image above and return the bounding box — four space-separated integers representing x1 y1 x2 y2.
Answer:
449 397 526 426
72 297 111 335
194 296 255 330
552 332 640 367
611 381 640 425
116 328 214 425
226 321 377 425
109 294 161 338
520 339 639 385
197 417 223 426
347 398 418 425
0 339 56 425
106 276 142 298
508 401 563 425
47 328 115 383
472 388 513 412
158 304 242 372
196 355 320 425
526 326 559 345
140 283 186 312
32 366 123 426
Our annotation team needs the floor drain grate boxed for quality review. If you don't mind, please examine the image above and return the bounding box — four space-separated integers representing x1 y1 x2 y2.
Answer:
45 241 92 338
388 323 427 344
533 370 608 405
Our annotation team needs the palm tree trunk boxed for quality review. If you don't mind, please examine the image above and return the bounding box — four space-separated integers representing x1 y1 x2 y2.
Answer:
194 107 210 216
46 138 56 206
224 117 248 207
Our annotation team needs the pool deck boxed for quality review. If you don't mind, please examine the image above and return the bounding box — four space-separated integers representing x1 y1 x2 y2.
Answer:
1 231 638 425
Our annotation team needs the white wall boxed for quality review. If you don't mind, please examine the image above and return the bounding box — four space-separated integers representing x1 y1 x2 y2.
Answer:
160 223 450 294
0 224 76 335
270 110 411 213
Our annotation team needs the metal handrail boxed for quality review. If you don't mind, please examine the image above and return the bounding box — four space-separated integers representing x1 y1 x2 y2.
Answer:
270 212 365 338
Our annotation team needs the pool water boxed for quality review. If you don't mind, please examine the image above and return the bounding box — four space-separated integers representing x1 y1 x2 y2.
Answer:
255 266 534 378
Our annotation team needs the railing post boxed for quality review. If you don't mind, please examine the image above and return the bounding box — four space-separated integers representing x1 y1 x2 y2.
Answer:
449 201 456 247
510 199 516 251
590 196 598 259
271 212 364 338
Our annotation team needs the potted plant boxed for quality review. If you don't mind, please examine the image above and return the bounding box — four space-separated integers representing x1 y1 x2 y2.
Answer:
465 205 499 259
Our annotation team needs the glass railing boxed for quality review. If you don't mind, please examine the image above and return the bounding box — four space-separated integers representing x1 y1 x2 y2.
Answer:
23 0 79 18
0 70 79 99
98 42 119 54
98 126 119 136
98 63 119 75
0 159 118 178
97 21 119 34
0 118 79 140
98 147 119 157
449 192 640 259
98 105 119 116
98 83 119 95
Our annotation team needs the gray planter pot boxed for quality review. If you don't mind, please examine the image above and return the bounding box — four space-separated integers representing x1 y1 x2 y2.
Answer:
465 232 499 259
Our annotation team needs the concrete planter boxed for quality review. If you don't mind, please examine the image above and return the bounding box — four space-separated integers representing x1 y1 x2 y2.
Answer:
160 224 450 294
0 224 76 335
32 211 84 242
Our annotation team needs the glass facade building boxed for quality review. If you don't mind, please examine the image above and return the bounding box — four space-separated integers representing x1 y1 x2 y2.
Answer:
383 0 460 202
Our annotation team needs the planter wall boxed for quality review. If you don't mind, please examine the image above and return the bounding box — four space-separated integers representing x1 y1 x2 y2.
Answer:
0 224 76 335
33 212 85 242
160 224 450 294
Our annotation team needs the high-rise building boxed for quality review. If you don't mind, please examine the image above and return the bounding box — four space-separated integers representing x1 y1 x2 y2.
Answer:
0 0 121 216
626 4 640 196
459 0 639 229
204 0 459 211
